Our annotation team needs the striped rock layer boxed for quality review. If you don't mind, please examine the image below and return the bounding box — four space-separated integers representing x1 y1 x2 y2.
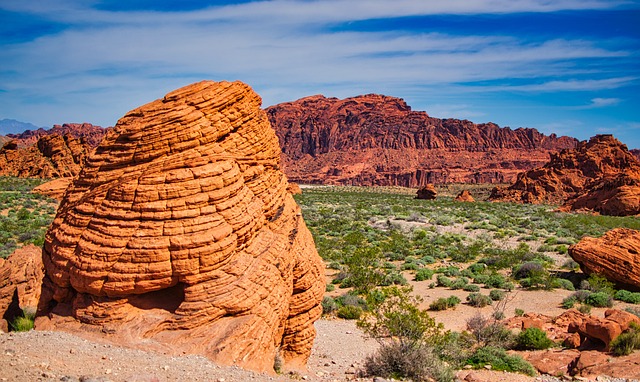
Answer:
39 81 324 372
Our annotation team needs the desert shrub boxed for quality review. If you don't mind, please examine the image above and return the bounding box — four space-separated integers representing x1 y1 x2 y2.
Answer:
436 266 461 277
550 278 575 291
562 259 580 270
578 304 592 314
450 278 469 290
516 327 554 350
583 274 615 296
10 310 35 332
322 297 338 314
429 296 461 311
466 314 514 348
344 246 386 293
561 296 576 309
326 283 335 292
484 274 507 289
436 275 453 288
610 323 640 356
572 289 592 302
363 341 454 382
514 308 525 317
467 293 492 308
585 292 614 308
401 261 420 271
463 284 480 292
489 289 505 301
472 274 489 285
415 268 434 282
513 262 544 280
467 263 487 275
421 255 436 264
625 307 640 317
466 346 535 376
337 305 363 320
615 290 640 304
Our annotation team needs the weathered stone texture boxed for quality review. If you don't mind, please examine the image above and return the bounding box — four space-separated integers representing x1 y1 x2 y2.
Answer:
569 228 640 291
39 80 324 372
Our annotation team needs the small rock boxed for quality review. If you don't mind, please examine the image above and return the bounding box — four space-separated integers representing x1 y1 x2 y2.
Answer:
105 369 112 375
161 365 169 371
217 378 225 382
463 364 473 369
60 377 80 382
69 348 77 354
42 371 56 378
4 348 15 356
484 364 492 370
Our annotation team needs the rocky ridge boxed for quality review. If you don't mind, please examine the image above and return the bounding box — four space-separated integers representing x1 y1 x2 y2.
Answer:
490 134 640 216
266 94 577 187
37 80 324 373
5 123 106 148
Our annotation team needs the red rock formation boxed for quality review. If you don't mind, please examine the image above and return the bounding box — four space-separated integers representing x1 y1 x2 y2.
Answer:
38 81 324 373
0 245 44 331
0 133 93 178
569 228 640 291
6 123 107 148
490 134 640 216
416 184 437 200
266 94 576 187
32 177 73 200
454 190 475 202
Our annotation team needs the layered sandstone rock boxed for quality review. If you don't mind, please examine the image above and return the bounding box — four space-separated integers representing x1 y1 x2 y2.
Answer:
569 228 640 291
454 190 475 202
0 245 44 331
416 184 437 200
39 81 324 372
0 133 92 178
266 94 576 187
32 177 73 200
490 134 640 216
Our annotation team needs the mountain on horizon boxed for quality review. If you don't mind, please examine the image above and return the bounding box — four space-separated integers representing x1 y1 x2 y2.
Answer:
0 119 44 135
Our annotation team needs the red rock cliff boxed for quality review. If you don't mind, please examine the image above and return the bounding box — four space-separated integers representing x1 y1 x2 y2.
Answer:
266 94 577 186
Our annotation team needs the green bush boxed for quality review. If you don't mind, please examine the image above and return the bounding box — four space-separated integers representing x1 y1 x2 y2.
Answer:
436 266 461 277
326 283 335 292
516 327 554 350
429 296 461 311
610 323 640 356
451 278 469 290
415 268 434 281
463 284 480 292
467 293 492 308
615 290 640 304
550 278 575 291
10 310 35 332
436 274 453 288
489 289 506 301
484 274 507 289
561 296 576 309
466 346 535 376
337 305 363 320
322 297 338 314
514 308 525 317
578 304 592 314
585 292 614 308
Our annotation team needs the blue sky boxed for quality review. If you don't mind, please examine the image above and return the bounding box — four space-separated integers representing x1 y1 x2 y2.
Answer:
1 0 639 148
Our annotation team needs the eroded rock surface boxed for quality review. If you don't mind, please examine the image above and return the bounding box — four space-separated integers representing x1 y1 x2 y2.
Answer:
38 80 324 372
454 190 475 202
0 245 44 331
569 228 640 291
267 94 576 187
490 134 640 216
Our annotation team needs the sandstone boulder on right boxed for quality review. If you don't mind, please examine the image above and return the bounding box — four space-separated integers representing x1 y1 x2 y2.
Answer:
416 184 437 200
569 228 640 291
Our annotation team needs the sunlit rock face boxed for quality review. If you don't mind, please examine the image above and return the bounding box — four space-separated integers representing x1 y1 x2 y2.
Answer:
39 80 325 373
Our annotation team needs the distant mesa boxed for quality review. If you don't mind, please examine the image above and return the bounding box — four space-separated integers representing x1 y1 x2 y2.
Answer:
490 134 640 216
37 80 324 373
267 93 577 187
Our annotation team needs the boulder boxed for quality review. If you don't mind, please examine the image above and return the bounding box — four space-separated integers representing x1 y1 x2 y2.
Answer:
454 190 475 202
416 184 437 200
39 80 325 373
569 228 640 291
522 349 580 376
0 245 44 325
32 177 73 200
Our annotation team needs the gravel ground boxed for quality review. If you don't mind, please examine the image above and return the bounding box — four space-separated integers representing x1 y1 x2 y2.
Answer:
1 319 636 382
